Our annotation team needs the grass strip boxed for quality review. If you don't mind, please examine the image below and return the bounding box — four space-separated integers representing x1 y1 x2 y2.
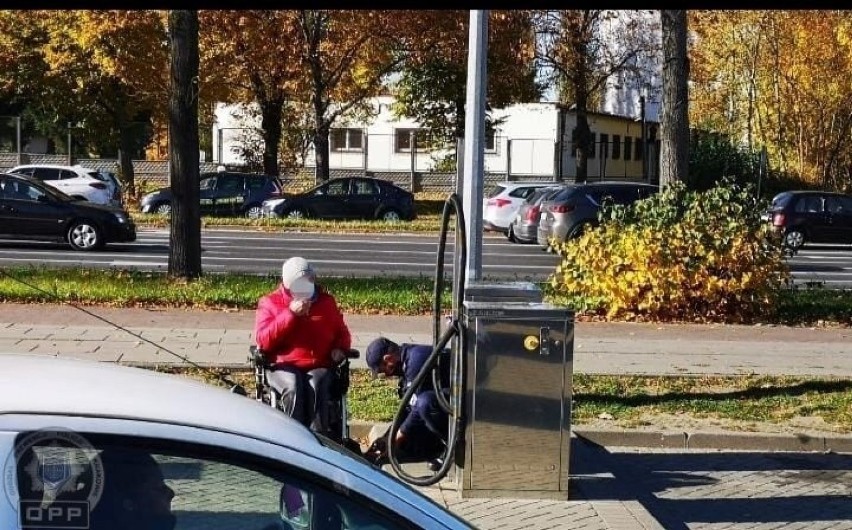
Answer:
0 267 850 325
158 367 852 433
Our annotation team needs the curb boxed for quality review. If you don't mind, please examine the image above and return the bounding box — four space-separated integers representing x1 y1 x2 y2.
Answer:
573 428 852 453
349 421 852 454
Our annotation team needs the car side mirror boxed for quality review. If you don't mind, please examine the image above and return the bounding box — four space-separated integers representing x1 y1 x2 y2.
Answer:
37 195 49 203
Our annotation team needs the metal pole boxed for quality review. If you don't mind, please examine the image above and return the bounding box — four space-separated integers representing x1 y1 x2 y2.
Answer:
217 128 223 164
363 131 369 176
462 10 488 284
15 116 21 166
455 137 464 196
640 94 648 181
506 139 512 180
409 131 416 192
67 122 73 166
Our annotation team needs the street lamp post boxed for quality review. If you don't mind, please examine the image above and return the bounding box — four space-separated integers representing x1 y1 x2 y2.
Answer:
640 86 648 181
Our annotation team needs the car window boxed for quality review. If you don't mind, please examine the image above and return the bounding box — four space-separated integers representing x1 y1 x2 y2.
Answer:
31 168 60 181
217 175 244 194
88 171 109 182
771 192 793 209
11 433 410 530
200 177 215 190
508 186 536 199
549 187 578 202
352 179 379 195
324 179 350 196
826 196 852 214
486 184 507 199
0 177 46 202
245 176 269 192
59 169 78 180
794 195 823 213
11 167 34 177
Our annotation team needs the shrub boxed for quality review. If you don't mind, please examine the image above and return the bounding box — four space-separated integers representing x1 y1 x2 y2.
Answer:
549 179 791 322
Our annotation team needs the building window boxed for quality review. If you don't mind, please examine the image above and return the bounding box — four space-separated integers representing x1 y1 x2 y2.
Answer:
599 133 609 159
634 137 643 160
330 128 364 152
624 136 632 160
612 135 621 160
395 128 430 153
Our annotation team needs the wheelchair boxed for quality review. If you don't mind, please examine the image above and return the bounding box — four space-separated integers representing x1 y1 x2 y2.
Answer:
248 345 359 446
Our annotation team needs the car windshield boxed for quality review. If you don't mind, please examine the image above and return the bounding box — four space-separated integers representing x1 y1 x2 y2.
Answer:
485 184 507 199
771 192 793 209
87 171 109 182
4 177 73 202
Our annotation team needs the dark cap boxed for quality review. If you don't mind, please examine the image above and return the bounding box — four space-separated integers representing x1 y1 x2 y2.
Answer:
366 337 395 373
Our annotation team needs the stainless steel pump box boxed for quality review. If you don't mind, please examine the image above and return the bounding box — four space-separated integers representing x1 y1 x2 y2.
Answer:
457 299 574 499
463 281 543 303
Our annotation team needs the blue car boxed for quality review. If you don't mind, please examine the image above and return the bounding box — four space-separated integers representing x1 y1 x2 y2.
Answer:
140 172 284 218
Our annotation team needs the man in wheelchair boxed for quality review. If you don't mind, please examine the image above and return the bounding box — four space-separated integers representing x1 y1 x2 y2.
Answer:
253 257 353 440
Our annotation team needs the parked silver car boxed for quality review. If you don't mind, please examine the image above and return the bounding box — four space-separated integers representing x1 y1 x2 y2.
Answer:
482 181 554 233
537 181 658 247
507 185 566 244
0 355 471 530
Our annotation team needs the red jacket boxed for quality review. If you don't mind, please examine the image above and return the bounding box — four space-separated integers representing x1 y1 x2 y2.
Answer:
253 284 352 371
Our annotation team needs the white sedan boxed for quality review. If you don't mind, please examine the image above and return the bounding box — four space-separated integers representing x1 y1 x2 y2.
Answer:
0 355 470 530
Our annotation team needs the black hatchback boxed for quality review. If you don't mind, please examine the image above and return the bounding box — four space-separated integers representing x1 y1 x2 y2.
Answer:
765 191 852 250
0 173 136 251
139 172 284 218
261 176 416 221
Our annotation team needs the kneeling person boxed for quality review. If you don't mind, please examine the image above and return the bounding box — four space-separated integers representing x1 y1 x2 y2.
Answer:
365 337 450 463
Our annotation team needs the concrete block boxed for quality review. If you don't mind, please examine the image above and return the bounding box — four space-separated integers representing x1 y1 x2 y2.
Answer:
574 429 687 448
687 431 825 452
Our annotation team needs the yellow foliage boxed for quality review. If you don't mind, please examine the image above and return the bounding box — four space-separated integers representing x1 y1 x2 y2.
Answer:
550 182 790 322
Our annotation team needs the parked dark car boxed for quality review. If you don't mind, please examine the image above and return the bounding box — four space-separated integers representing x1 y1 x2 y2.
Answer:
765 190 852 250
0 173 136 251
139 172 284 218
261 176 416 221
507 185 566 244
537 181 658 247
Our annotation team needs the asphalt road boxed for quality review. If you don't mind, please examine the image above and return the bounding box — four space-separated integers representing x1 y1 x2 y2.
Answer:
0 229 851 286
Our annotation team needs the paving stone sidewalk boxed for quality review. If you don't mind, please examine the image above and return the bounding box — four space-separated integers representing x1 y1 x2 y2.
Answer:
1 303 851 529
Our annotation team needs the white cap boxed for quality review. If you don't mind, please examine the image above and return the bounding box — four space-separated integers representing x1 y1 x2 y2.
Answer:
281 257 315 290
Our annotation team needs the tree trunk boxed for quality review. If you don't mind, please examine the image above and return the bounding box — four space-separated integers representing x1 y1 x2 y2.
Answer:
167 10 202 280
313 123 330 183
117 125 136 199
660 10 690 187
259 98 283 176
574 91 591 183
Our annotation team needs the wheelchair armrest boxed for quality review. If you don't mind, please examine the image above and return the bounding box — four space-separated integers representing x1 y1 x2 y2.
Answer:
248 345 270 368
344 348 360 360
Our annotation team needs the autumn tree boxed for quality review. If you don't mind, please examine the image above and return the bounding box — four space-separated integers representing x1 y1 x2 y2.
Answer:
295 10 410 181
535 10 660 182
392 10 540 153
168 10 201 279
40 10 169 196
690 11 852 191
199 11 304 176
660 9 689 186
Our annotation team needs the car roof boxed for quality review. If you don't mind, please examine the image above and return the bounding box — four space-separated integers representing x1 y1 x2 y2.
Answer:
10 164 95 171
0 354 320 449
779 190 850 197
494 181 555 188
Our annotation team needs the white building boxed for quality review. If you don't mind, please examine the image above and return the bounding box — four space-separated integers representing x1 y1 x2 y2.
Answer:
599 10 663 123
212 95 659 181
